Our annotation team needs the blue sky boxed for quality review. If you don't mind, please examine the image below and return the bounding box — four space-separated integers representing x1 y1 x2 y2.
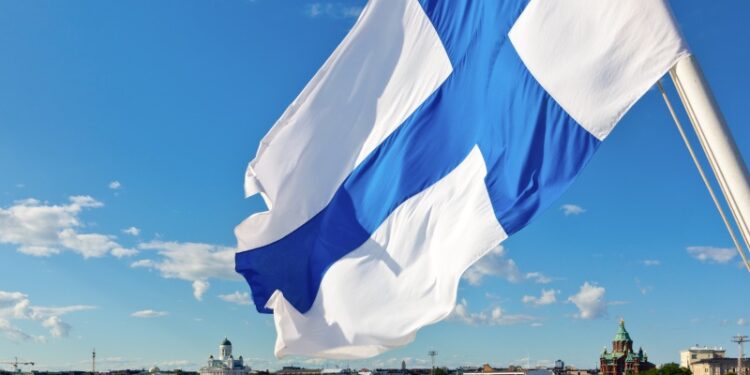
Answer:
1 0 749 372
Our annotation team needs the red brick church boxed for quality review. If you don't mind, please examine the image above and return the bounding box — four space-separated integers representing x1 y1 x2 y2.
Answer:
599 320 655 375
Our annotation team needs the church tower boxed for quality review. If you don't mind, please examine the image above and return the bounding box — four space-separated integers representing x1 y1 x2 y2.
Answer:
613 319 633 353
220 337 232 360
600 319 654 375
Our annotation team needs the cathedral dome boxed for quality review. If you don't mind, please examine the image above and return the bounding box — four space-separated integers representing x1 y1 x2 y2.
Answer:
221 337 232 346
614 319 632 342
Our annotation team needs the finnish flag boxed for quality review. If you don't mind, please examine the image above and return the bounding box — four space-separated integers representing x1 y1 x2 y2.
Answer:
235 0 688 359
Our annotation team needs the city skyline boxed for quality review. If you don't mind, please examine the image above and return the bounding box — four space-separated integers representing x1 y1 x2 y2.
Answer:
1 0 749 372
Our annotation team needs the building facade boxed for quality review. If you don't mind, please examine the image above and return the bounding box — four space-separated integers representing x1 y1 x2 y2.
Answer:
679 346 726 372
199 338 250 375
690 358 749 375
599 320 655 375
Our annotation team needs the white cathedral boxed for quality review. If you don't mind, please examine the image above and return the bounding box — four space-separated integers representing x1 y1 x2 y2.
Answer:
199 337 251 375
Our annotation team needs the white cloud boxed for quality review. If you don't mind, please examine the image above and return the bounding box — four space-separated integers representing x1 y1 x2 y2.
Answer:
463 245 521 285
122 226 140 236
58 229 125 258
464 249 554 287
108 181 121 190
638 286 653 295
192 280 210 301
42 316 71 338
17 245 60 257
525 271 552 284
131 259 154 268
0 318 38 341
306 2 362 18
642 259 661 266
451 299 537 326
132 241 240 300
635 278 653 295
219 291 252 306
111 247 138 258
30 305 95 317
560 204 586 216
687 246 736 264
130 310 168 318
0 196 136 258
0 290 95 341
738 318 747 326
0 291 26 306
134 241 238 280
522 289 558 307
568 282 607 319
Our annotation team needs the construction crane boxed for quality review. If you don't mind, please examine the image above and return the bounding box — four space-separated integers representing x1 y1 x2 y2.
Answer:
0 357 35 373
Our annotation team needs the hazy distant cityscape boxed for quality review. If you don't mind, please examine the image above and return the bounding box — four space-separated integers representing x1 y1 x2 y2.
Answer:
3 321 747 375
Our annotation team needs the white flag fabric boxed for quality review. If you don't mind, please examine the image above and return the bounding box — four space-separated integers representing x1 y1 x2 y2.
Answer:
235 0 688 359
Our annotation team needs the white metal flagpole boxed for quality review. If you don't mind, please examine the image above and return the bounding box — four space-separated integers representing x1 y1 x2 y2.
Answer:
669 55 750 272
656 81 750 272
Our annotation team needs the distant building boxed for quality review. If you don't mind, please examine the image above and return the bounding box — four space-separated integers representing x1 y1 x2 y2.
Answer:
276 366 322 375
552 361 565 375
461 371 524 375
461 363 524 375
199 337 250 375
680 346 726 372
690 358 750 375
599 320 655 375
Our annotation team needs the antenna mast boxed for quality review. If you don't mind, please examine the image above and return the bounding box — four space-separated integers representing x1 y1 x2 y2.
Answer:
428 350 438 375
732 335 748 375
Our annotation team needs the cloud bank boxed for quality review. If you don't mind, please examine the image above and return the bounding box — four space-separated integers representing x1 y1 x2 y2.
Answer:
0 196 136 258
130 310 168 318
131 241 240 300
522 289 558 307
0 290 95 341
219 291 252 306
687 246 736 264
306 2 362 19
451 299 537 326
463 245 521 285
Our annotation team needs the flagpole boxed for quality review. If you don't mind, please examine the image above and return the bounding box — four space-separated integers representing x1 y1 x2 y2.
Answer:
669 55 750 271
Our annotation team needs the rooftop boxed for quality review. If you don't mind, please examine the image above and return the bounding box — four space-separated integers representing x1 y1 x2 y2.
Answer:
685 346 725 352
693 358 750 365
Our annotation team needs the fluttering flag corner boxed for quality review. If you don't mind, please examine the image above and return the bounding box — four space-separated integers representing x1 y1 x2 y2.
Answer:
234 0 689 359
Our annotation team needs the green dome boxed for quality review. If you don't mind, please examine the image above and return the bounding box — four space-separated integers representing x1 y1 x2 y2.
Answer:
221 337 232 346
614 319 632 342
